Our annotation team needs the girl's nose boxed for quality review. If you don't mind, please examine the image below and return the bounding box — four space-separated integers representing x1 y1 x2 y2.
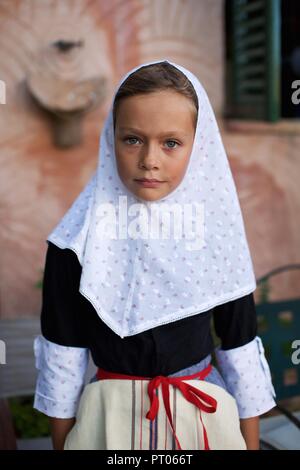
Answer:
139 147 160 170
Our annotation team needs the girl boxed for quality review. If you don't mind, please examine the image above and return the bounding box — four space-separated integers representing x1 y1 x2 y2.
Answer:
33 59 276 450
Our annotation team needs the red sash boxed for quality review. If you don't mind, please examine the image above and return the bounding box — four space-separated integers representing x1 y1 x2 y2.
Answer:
96 364 217 450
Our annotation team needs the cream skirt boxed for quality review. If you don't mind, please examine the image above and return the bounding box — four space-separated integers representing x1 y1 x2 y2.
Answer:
64 360 246 450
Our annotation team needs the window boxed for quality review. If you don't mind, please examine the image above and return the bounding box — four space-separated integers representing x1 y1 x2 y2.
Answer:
225 0 300 122
281 0 300 118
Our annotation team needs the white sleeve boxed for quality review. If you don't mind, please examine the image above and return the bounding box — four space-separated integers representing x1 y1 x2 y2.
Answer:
33 334 89 418
215 336 276 419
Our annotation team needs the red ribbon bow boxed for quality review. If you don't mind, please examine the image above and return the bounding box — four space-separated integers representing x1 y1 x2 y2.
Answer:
97 364 217 450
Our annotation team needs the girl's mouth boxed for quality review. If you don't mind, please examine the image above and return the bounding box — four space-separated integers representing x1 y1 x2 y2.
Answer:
134 179 164 188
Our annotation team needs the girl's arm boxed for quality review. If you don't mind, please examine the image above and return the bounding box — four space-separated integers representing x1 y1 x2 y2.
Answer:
212 294 276 450
33 244 90 450
240 416 260 450
50 417 76 450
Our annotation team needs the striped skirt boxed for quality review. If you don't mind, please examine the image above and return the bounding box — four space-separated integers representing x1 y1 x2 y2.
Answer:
64 355 246 450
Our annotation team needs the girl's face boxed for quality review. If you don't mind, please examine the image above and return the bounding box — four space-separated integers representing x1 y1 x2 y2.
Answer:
114 90 196 201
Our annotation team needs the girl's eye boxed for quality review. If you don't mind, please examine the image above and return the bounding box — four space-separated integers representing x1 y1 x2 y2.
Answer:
124 136 140 145
123 137 180 148
165 140 179 149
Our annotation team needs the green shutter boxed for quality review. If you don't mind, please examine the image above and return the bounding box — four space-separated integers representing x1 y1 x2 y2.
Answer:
229 0 281 121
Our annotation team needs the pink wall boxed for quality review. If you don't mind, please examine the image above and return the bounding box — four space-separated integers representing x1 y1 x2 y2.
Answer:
0 0 299 318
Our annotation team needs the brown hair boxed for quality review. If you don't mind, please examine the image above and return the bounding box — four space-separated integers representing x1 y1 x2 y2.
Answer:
112 61 198 130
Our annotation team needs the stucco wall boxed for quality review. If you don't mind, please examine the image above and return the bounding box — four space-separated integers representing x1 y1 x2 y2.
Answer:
0 0 298 318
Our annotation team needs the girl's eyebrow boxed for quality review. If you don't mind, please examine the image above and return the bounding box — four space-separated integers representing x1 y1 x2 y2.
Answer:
119 127 188 137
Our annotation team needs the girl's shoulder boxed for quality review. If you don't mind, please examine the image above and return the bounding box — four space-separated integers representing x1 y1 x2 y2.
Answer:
42 241 83 302
41 241 87 347
47 240 80 262
46 241 82 275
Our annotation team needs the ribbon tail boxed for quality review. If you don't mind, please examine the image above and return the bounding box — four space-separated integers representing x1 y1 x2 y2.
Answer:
161 380 182 450
199 409 210 450
176 381 217 450
146 380 159 420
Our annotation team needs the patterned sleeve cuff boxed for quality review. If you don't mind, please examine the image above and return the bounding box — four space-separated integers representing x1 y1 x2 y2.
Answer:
33 335 89 418
215 336 276 419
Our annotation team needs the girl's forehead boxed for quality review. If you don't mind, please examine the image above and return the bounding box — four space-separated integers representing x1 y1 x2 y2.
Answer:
115 92 196 123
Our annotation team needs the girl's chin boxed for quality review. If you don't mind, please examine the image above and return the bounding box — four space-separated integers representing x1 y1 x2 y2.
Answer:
135 190 164 202
121 181 172 201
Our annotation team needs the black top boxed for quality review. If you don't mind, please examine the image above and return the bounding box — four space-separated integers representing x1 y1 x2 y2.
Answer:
40 241 258 376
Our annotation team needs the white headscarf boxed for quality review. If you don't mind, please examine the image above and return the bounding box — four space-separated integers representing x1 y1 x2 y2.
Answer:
47 59 257 338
